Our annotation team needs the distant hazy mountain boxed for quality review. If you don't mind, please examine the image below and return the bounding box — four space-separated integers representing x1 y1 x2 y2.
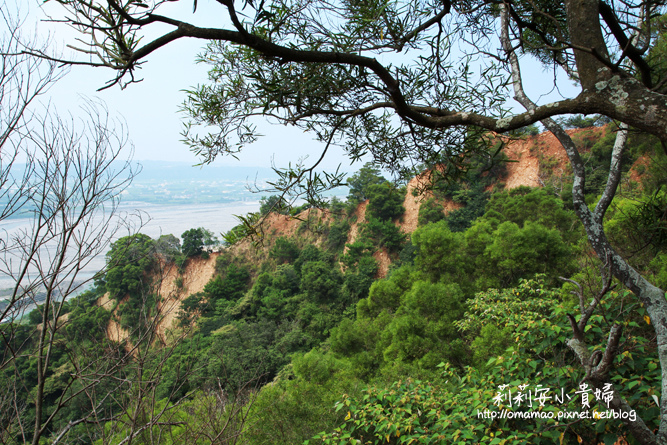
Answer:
132 161 276 183
0 161 345 209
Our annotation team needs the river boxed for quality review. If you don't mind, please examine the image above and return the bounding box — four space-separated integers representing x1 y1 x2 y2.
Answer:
0 201 261 293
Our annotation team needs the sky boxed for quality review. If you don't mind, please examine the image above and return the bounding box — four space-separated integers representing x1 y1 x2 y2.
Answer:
26 0 342 172
24 1 580 173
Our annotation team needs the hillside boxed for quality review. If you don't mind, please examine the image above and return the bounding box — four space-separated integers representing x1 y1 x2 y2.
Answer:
146 127 611 326
97 124 660 346
122 126 635 340
82 126 637 348
11 124 663 445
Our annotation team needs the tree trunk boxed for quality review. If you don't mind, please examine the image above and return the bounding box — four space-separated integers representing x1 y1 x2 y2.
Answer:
565 0 612 90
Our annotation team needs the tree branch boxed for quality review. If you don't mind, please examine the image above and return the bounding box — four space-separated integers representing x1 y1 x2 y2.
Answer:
594 122 628 221
42 1 667 141
501 5 661 443
598 0 653 87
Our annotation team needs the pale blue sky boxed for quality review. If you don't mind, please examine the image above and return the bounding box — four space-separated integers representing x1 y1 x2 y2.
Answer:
28 1 579 171
31 0 337 170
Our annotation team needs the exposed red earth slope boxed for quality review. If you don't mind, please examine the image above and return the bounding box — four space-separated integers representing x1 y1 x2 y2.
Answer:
112 126 648 341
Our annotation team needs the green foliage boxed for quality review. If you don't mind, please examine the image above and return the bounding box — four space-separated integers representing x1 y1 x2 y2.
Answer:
456 275 562 367
0 286 121 444
341 255 378 302
430 142 509 199
154 234 182 263
314 363 570 445
416 145 509 233
175 254 188 273
293 350 347 385
606 190 667 256
410 188 578 293
223 212 261 246
635 136 667 193
104 233 156 300
381 281 466 369
412 221 468 284
417 197 445 226
312 377 461 445
485 220 574 287
359 266 416 319
269 236 300 264
260 194 289 215
604 189 667 288
582 130 625 195
484 186 580 242
329 318 370 358
28 303 47 325
314 277 660 445
327 265 468 381
291 201 313 216
117 292 157 333
301 261 343 304
327 219 350 252
325 207 579 383
98 390 249 445
204 263 251 310
328 196 347 214
510 0 569 64
470 323 513 369
165 317 314 399
556 114 611 129
650 253 667 289
178 292 207 326
445 185 489 232
181 227 218 257
64 293 111 344
395 239 416 267
103 235 160 335
250 265 300 320
421 209 574 289
299 244 323 262
347 164 386 204
340 239 374 269
365 183 405 221
647 14 667 91
362 217 406 252
243 361 360 445
204 320 297 391
570 126 646 196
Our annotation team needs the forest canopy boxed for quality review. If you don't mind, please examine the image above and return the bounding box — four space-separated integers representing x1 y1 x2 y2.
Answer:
9 0 667 444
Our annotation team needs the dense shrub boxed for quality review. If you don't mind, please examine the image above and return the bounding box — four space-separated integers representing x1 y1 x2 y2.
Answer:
269 236 300 264
417 197 445 226
104 233 156 300
363 217 406 252
181 227 217 257
347 164 386 204
365 183 405 221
